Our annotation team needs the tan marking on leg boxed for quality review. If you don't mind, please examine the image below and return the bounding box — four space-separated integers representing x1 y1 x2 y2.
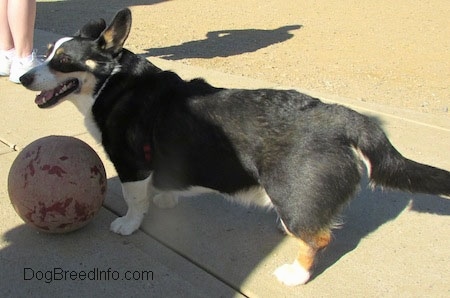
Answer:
275 229 332 285
297 230 332 271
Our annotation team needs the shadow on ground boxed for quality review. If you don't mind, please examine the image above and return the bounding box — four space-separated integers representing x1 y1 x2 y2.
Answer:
144 25 302 60
314 178 450 280
106 175 450 287
36 1 301 61
35 0 167 36
2 170 448 294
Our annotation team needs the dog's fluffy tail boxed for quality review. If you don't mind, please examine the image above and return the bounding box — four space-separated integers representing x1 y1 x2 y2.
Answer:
345 108 450 196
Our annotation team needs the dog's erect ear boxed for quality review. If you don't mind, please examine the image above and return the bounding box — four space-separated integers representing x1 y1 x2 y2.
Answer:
75 19 107 39
97 8 132 55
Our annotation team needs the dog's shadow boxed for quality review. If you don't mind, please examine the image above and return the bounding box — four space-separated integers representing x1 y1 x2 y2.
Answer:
106 175 450 288
313 177 450 280
144 25 302 60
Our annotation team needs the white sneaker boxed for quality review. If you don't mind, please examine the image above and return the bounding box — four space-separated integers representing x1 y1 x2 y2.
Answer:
9 51 42 84
0 50 13 76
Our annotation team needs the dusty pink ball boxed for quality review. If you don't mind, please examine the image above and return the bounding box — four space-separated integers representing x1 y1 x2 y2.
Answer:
8 136 106 233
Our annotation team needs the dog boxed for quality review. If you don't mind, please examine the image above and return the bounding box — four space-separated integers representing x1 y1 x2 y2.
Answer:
20 8 450 286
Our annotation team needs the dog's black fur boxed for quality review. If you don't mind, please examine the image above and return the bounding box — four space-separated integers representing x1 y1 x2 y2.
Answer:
20 9 450 285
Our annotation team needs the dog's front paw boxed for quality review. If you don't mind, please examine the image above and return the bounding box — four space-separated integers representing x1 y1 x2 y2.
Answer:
110 215 142 235
274 261 311 286
153 193 178 209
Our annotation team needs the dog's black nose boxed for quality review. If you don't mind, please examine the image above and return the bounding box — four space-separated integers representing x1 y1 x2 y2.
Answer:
20 72 34 86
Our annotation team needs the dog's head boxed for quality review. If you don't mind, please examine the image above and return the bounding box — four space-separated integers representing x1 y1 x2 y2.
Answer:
20 8 132 110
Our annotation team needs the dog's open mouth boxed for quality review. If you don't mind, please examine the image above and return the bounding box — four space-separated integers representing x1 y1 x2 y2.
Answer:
35 79 79 108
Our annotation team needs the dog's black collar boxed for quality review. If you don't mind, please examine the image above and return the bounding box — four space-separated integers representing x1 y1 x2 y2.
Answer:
94 65 122 99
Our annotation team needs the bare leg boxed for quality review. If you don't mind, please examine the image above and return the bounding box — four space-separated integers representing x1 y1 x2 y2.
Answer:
7 0 36 57
0 0 14 51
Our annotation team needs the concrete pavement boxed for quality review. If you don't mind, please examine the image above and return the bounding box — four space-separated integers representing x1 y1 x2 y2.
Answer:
0 27 449 297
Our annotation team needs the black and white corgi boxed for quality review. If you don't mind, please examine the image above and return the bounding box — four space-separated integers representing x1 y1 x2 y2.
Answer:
20 9 450 286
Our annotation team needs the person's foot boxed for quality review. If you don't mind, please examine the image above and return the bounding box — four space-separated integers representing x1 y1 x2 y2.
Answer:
9 51 41 84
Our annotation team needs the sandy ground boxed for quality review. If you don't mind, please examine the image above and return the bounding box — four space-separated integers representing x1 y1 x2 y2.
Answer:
35 1 449 116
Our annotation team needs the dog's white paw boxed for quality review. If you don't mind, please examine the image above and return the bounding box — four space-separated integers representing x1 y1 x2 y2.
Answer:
110 215 142 235
153 193 178 209
274 261 311 286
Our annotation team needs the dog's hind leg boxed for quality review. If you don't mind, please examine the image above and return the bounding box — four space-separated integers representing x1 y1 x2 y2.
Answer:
274 229 331 286
152 192 179 209
110 175 152 235
267 147 361 285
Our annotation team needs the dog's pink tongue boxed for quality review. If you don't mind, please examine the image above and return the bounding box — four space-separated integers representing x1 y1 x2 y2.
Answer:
35 90 54 105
